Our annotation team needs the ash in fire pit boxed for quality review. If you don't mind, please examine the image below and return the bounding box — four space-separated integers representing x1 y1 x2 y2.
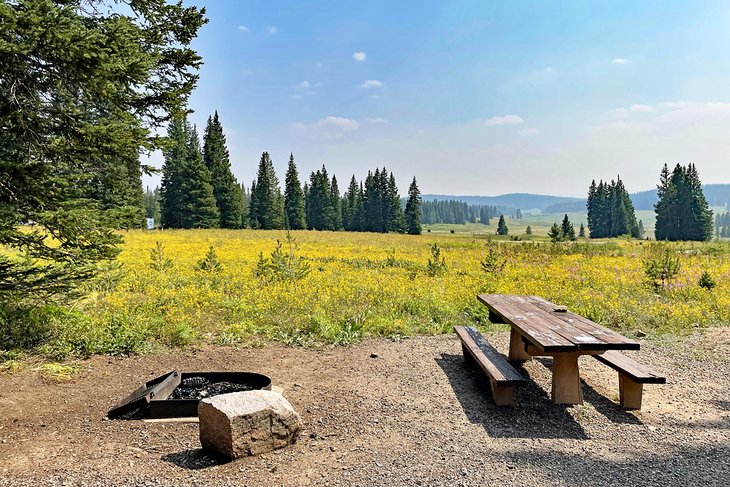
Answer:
170 376 253 400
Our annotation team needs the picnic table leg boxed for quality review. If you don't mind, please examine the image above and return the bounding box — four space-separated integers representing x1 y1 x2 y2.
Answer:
508 329 532 362
551 352 583 405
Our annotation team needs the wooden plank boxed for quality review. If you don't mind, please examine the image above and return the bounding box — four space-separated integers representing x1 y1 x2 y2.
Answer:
477 294 578 352
454 326 525 386
526 296 640 350
594 350 666 384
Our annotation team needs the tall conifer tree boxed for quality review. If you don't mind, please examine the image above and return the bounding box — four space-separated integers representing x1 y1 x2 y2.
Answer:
178 125 219 228
249 152 285 229
203 111 243 228
284 154 306 230
405 177 422 235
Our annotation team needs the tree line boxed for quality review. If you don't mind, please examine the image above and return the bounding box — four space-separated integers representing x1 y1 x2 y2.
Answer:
655 163 713 241
716 211 730 238
586 177 640 238
157 114 423 234
420 200 510 225
586 164 713 241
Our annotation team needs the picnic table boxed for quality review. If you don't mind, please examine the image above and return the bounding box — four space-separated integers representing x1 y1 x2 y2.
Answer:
475 294 651 406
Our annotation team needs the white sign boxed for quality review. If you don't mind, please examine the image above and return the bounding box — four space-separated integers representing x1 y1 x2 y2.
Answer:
146 218 154 230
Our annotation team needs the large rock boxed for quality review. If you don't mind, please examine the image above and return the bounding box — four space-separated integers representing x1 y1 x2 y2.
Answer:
198 390 302 459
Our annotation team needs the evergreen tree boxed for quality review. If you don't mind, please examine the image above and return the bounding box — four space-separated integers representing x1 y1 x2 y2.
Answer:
160 116 189 229
655 163 713 241
249 152 285 229
561 214 573 240
283 154 306 230
637 220 645 238
203 111 243 228
0 0 205 302
306 166 333 230
353 183 366 232
404 177 422 235
330 175 343 230
579 223 585 237
343 176 359 231
586 176 639 238
385 171 405 233
526 225 532 235
497 215 508 235
548 222 562 242
178 125 219 228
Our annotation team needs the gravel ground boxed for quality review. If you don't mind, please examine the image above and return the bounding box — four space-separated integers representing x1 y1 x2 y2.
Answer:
1 328 729 486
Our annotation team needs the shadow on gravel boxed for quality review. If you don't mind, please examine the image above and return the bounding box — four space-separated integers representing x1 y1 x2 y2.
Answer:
497 444 730 486
436 353 588 440
161 449 229 470
713 399 730 411
533 357 642 426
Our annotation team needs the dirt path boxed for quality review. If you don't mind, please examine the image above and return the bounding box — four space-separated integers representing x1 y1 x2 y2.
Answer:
1 329 729 486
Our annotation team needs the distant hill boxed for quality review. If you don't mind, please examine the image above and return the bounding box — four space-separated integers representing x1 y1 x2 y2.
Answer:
630 184 730 210
421 193 584 212
424 184 730 214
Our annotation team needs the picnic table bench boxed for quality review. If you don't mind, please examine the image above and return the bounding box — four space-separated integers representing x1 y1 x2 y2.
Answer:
456 294 664 409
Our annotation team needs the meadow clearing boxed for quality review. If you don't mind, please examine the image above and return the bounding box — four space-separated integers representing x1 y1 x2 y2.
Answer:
13 227 727 362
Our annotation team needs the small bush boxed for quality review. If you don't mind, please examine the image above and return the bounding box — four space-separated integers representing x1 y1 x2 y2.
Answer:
149 241 173 272
196 245 223 273
699 271 716 290
426 243 447 276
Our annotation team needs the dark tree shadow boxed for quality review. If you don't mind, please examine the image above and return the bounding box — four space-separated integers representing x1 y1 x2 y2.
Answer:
533 356 642 425
161 448 230 470
436 353 588 439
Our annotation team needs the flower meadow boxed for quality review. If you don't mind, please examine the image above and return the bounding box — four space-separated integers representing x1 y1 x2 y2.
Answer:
25 230 730 358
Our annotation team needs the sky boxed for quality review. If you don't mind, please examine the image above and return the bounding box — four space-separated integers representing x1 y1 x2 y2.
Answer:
144 0 730 197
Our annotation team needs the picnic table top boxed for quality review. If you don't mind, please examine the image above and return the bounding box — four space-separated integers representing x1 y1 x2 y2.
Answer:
477 294 640 353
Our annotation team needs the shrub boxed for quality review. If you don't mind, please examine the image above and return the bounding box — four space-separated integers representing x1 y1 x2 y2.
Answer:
699 271 716 290
426 243 447 276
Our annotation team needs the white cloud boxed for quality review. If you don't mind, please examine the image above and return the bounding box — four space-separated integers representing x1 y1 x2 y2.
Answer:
366 117 387 124
296 80 310 89
370 94 381 100
544 67 554 73
518 128 540 136
266 26 277 35
291 116 360 139
359 79 383 89
290 94 303 100
485 114 524 126
353 51 367 62
238 25 249 32
611 58 628 64
608 104 653 117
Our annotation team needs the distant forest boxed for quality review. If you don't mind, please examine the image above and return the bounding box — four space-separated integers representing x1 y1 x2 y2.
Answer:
425 183 730 214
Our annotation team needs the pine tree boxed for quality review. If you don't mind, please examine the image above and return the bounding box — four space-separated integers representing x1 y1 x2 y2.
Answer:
178 125 219 228
203 111 243 228
385 172 405 233
525 225 532 235
306 166 335 230
579 223 585 237
404 177 422 235
655 163 713 241
343 176 359 231
330 175 343 231
637 220 645 238
497 215 508 235
160 116 189 229
249 152 285 229
0 0 205 302
284 154 306 230
548 222 562 242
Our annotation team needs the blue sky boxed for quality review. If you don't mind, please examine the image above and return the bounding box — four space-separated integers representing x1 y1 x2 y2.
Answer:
146 0 730 196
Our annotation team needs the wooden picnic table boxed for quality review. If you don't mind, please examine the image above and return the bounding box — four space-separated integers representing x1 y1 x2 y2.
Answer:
477 294 640 405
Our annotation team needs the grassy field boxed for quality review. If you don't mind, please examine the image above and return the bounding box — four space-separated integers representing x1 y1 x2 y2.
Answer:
424 210 656 236
4 229 728 360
